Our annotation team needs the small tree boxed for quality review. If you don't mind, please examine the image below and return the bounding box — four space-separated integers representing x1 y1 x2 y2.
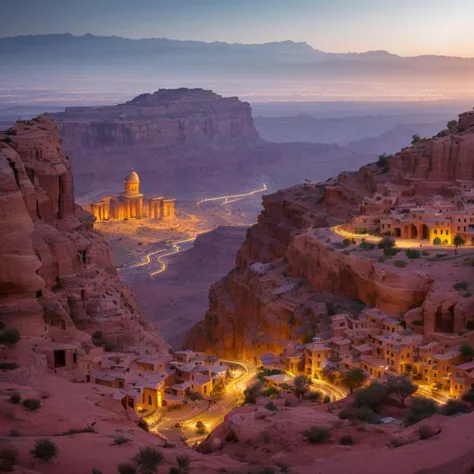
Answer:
454 235 465 254
461 389 474 408
353 383 388 411
0 327 21 345
386 375 418 407
460 343 474 359
447 120 458 130
305 426 331 444
403 397 438 426
195 421 207 436
31 439 59 462
133 446 163 474
293 375 311 399
411 134 421 144
341 368 366 393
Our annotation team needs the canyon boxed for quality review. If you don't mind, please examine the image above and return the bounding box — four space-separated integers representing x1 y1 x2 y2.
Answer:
185 111 474 361
51 88 376 199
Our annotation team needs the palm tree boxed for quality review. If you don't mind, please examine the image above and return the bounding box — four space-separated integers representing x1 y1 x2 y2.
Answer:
293 375 311 398
133 446 163 474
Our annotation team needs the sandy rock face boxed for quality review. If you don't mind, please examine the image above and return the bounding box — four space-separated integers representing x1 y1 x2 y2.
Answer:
185 111 474 360
0 116 169 352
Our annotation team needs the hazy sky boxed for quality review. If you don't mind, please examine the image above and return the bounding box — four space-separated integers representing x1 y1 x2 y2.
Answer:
2 0 473 57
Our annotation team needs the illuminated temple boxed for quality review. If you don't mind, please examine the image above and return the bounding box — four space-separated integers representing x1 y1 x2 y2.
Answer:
90 171 175 222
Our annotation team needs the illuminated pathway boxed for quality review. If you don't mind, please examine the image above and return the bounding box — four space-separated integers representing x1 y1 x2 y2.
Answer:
122 183 268 277
196 183 268 209
331 224 473 250
150 360 257 445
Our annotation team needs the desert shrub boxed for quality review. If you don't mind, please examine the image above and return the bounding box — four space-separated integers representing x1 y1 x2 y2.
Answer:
359 239 375 251
0 327 20 345
339 406 374 422
305 426 331 444
173 455 191 474
61 424 95 435
275 462 290 473
305 391 322 402
403 397 438 426
323 395 331 404
411 134 421 144
378 237 395 249
378 256 386 263
255 468 275 474
137 419 149 432
133 446 163 473
393 260 407 268
188 391 203 401
418 425 436 440
440 399 470 416
463 292 473 298
384 247 399 257
405 249 421 259
422 251 430 256
412 320 424 327
339 435 355 445
196 420 208 436
0 363 19 371
92 469 103 474
389 436 412 448
353 383 388 411
265 402 278 412
23 398 41 411
31 438 59 462
453 281 469 291
377 154 389 167
342 239 351 247
92 331 103 345
460 343 474 358
9 392 21 404
113 435 130 445
461 389 474 407
3 136 12 144
261 386 280 399
244 381 263 404
9 429 20 437
0 445 19 466
117 463 137 474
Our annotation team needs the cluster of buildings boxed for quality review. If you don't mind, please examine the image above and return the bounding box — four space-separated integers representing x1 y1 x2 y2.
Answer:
260 307 474 399
345 180 474 246
41 344 229 414
90 171 176 222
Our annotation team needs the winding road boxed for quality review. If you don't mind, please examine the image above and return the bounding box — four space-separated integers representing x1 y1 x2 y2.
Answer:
122 183 268 277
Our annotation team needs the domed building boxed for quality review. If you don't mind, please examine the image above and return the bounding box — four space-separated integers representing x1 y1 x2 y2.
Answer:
90 171 175 222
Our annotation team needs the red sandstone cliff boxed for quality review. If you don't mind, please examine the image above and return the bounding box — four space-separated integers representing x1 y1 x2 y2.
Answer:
0 116 169 357
51 88 375 198
185 111 474 359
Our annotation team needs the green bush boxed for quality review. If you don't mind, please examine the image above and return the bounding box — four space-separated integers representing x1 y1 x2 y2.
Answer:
305 391 322 402
393 260 407 268
0 363 19 371
0 327 20 345
384 247 399 257
305 426 331 444
31 438 59 462
403 397 438 426
378 237 395 249
23 398 41 411
354 383 388 411
113 435 131 445
261 386 280 399
440 399 469 416
9 392 21 404
117 462 137 474
405 249 421 259
133 446 163 472
339 435 355 445
265 402 278 412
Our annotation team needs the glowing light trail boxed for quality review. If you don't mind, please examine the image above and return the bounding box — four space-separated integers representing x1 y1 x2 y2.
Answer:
196 183 267 209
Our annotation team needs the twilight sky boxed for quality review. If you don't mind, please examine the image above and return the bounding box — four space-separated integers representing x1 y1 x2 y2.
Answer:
2 0 473 57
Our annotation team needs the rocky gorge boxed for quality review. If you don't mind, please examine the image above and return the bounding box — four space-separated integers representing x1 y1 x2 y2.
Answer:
185 110 474 360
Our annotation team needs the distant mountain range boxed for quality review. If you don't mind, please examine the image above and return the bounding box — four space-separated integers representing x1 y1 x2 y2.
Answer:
1 34 474 102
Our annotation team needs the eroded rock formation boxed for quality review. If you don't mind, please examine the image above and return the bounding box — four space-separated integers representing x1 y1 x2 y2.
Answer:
0 116 169 353
52 88 376 197
185 111 474 360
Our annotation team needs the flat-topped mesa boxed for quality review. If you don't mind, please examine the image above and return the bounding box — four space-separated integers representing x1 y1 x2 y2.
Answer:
0 116 169 357
53 88 259 149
